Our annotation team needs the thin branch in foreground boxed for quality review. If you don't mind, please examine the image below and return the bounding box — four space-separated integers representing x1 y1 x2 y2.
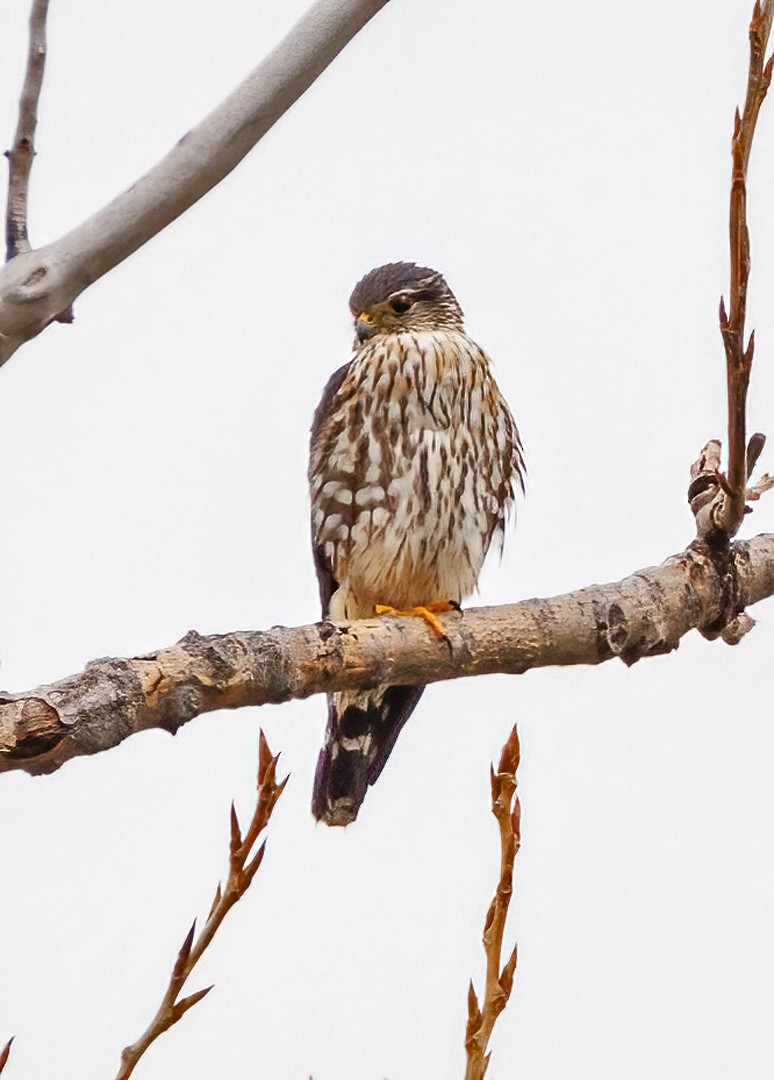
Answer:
465 726 521 1080
115 731 287 1080
702 0 774 539
0 1036 14 1075
4 0 49 262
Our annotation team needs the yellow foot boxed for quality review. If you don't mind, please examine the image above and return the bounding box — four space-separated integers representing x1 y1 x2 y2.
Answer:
374 600 459 640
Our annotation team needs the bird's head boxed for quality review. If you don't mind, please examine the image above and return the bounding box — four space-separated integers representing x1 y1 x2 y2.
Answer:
349 262 464 343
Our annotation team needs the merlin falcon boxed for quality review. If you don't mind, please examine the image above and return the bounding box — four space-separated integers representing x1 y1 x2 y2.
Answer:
309 262 524 826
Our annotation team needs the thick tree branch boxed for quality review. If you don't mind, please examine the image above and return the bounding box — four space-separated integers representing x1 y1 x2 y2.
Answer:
4 0 48 261
2 535 773 777
0 0 389 365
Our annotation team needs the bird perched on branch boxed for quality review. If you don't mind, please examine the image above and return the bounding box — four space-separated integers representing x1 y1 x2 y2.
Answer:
309 262 524 826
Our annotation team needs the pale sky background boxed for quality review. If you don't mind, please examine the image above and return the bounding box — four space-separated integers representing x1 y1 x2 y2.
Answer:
0 1 773 1078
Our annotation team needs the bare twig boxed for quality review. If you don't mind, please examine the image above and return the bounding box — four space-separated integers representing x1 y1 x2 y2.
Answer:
116 731 286 1080
1 534 774 777
0 1036 14 1075
465 726 521 1080
4 0 48 261
704 0 774 539
0 0 389 365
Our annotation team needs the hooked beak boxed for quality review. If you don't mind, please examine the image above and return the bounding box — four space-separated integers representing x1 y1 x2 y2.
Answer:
355 311 377 342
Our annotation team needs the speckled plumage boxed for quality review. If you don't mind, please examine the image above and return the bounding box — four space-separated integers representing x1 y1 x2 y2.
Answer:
310 263 524 825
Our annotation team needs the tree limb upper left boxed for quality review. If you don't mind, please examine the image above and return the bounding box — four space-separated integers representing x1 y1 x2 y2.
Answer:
0 0 389 365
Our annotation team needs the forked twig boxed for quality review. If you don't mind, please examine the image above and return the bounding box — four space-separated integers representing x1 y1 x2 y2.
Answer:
115 731 287 1080
0 1036 14 1075
464 726 521 1080
694 0 774 540
5 0 49 261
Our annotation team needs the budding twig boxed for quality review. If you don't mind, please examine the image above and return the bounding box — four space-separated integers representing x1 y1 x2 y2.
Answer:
115 731 287 1080
696 0 774 541
464 726 521 1080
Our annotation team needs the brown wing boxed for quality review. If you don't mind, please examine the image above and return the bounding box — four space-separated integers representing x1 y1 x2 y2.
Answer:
309 361 351 617
480 358 526 555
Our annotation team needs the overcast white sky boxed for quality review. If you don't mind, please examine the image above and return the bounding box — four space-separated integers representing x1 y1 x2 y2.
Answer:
0 1 773 1078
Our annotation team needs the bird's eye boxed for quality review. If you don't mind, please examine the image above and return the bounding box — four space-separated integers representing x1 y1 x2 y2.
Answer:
389 294 413 315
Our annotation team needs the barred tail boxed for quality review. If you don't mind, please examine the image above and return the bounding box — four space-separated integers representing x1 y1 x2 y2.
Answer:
312 684 425 826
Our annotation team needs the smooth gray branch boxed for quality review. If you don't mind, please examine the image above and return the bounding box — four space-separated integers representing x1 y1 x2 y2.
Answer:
0 0 389 364
1 534 773 777
5 0 49 261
